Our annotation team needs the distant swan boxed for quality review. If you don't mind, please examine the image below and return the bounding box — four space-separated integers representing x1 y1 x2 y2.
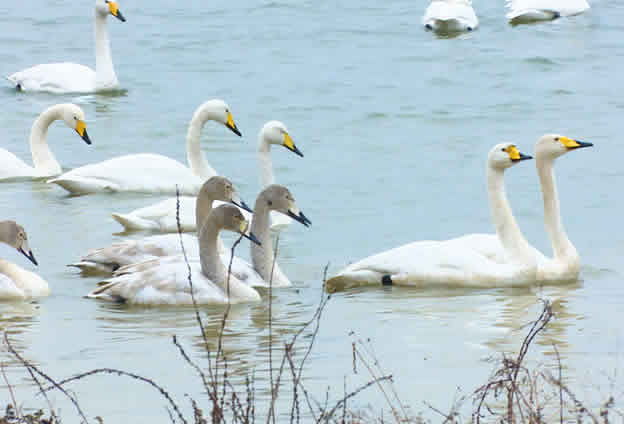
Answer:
0 221 48 300
506 0 589 24
0 104 91 180
7 0 126 93
70 176 252 274
111 120 304 232
48 99 241 194
87 205 262 305
455 134 593 283
325 143 537 292
423 0 479 33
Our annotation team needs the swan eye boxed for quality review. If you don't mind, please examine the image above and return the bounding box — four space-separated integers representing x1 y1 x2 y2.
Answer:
267 200 273 207
554 137 559 141
501 148 506 152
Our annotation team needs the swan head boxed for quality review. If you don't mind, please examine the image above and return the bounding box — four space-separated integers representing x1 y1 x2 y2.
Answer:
535 134 593 161
212 205 261 246
200 176 252 213
96 0 126 22
489 143 532 170
60 104 91 145
259 121 304 157
259 185 312 227
194 99 242 137
0 221 37 266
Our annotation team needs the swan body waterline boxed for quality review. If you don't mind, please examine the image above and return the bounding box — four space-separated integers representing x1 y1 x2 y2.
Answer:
111 120 304 232
87 205 262 305
70 176 252 275
7 0 126 93
0 104 91 180
0 221 48 300
48 99 241 194
423 0 479 33
458 135 593 283
506 0 589 24
325 143 537 292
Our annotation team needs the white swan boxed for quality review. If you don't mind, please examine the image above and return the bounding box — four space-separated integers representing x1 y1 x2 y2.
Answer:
111 120 304 232
453 135 593 283
423 0 479 33
506 0 589 24
7 0 126 93
0 221 48 300
86 205 262 305
48 99 241 194
70 176 252 274
0 104 91 180
325 143 538 292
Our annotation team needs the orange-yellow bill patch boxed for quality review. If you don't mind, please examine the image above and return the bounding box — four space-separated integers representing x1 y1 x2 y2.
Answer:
75 120 87 137
558 136 581 148
108 1 120 16
504 145 521 160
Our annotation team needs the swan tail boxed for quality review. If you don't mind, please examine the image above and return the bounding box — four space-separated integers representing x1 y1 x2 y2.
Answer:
68 260 118 276
325 269 386 293
5 75 22 91
111 212 160 231
85 280 124 301
48 175 119 194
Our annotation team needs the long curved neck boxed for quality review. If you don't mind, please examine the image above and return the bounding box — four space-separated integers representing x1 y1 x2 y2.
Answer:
257 136 275 188
94 13 118 90
186 110 218 179
487 166 533 264
536 158 578 261
250 198 274 281
29 105 63 176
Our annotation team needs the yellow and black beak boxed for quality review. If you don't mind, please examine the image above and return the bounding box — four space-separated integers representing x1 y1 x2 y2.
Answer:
75 120 92 145
283 133 304 157
106 1 126 22
225 111 242 136
559 136 593 150
505 145 532 162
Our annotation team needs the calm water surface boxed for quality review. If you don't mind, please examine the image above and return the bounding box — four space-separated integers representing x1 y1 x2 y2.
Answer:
1 0 624 421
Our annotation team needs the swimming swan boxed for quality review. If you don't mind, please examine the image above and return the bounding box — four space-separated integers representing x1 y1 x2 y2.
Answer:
506 0 589 24
0 104 91 180
455 135 593 282
86 205 262 305
70 176 252 274
48 99 241 194
325 143 538 292
110 120 304 232
423 0 479 33
0 221 48 299
7 0 126 93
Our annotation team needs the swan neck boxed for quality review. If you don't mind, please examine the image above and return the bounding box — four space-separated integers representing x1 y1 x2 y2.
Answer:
258 138 275 188
29 105 62 176
487 166 532 263
250 197 274 281
0 222 14 247
194 195 214 231
536 158 577 261
198 219 227 285
94 13 118 90
186 113 218 179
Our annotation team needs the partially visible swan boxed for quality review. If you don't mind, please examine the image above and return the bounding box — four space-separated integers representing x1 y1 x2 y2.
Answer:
48 99 241 194
506 0 589 24
454 135 593 282
87 205 262 305
0 221 48 299
0 104 91 180
325 143 537 292
70 176 252 275
111 120 304 232
7 0 126 93
423 0 479 33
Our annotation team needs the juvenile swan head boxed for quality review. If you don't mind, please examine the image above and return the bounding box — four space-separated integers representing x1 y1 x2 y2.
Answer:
210 205 261 246
199 176 252 213
0 221 37 266
259 185 312 227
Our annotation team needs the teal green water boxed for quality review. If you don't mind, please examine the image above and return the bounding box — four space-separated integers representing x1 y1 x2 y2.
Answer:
1 0 623 421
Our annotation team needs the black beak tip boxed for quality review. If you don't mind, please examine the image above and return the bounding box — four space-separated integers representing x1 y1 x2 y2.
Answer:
239 200 253 213
115 11 126 22
244 232 262 246
227 124 242 137
78 129 92 145
19 248 38 266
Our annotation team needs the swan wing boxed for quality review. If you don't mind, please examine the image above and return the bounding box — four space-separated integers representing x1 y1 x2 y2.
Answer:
0 148 36 179
506 0 589 20
48 153 202 194
0 260 49 299
8 63 96 93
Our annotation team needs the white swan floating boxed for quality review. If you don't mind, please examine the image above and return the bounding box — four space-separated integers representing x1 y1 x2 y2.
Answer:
87 205 262 305
7 0 126 93
0 104 91 180
111 120 304 232
48 99 241 195
70 176 252 274
455 135 593 283
325 143 537 292
423 0 479 33
506 0 590 24
0 221 49 300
